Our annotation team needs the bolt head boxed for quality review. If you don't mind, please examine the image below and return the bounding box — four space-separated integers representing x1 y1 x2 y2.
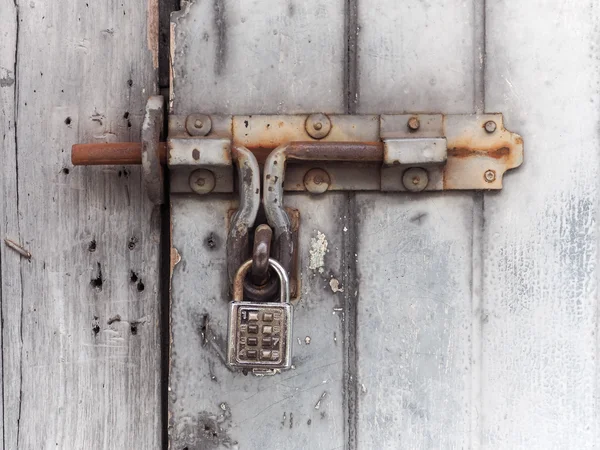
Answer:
189 169 216 194
305 113 331 139
407 117 420 131
484 170 496 183
402 167 429 192
484 121 497 133
303 168 331 194
186 114 212 136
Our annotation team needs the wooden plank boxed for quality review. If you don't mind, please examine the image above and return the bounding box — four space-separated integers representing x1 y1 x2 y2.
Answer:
169 195 347 448
170 0 346 115
482 1 600 448
4 1 162 448
354 1 480 447
168 1 347 447
0 0 19 445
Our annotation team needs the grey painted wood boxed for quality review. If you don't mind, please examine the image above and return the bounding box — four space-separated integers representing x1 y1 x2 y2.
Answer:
482 2 600 448
1 1 162 448
1 0 18 445
170 1 600 449
168 1 347 448
169 195 346 449
170 0 346 115
355 1 480 447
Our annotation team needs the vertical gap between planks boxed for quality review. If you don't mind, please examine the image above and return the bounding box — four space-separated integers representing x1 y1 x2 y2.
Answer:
471 0 486 448
9 1 24 447
343 0 360 449
158 2 179 449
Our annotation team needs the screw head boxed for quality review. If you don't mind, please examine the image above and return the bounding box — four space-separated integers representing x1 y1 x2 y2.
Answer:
185 114 212 136
305 113 331 139
484 170 496 183
402 167 429 192
407 117 420 131
303 168 331 194
189 169 216 194
484 120 497 133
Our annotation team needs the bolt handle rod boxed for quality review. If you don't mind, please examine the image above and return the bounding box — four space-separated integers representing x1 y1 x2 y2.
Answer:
71 142 168 166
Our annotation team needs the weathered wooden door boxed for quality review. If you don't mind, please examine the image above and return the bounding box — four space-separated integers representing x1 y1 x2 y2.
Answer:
2 0 599 449
167 1 600 450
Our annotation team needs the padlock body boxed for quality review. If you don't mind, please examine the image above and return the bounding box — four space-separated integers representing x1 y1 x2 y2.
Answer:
227 301 293 370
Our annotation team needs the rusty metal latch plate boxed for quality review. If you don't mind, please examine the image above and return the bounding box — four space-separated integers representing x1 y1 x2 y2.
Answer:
166 112 523 194
72 111 523 200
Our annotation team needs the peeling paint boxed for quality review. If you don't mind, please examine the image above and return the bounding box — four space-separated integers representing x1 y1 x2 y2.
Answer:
309 231 328 273
170 246 181 274
329 278 344 293
0 76 15 87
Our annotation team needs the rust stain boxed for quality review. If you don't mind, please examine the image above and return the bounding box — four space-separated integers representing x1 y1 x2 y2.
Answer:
147 0 159 69
170 246 181 277
448 146 511 159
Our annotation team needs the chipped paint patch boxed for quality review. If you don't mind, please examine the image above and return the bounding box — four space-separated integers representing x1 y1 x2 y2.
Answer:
329 278 343 293
314 391 327 410
309 231 328 273
170 247 181 278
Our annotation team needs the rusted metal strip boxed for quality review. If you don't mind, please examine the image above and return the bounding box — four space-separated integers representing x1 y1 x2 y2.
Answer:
250 224 272 286
141 95 165 204
263 141 384 276
226 145 261 290
71 142 168 165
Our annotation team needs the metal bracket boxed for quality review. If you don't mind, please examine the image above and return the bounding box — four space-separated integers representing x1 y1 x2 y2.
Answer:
165 112 522 195
71 111 523 200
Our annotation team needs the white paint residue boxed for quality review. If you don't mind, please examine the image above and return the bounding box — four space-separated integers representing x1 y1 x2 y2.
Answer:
329 278 344 293
304 336 311 345
314 391 327 410
309 231 328 273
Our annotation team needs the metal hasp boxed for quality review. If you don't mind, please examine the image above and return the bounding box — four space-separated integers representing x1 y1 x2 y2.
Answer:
70 111 522 284
264 141 383 276
71 112 523 200
226 146 261 290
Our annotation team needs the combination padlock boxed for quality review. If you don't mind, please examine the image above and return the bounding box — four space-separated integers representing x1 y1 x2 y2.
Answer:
227 258 293 373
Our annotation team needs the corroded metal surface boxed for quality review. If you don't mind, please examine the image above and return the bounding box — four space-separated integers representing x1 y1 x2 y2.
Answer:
263 141 384 279
226 146 261 290
443 113 523 189
141 95 165 204
73 113 522 193
71 142 168 165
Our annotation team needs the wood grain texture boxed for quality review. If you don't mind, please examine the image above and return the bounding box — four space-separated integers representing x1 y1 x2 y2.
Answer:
168 1 347 448
0 0 19 445
170 0 346 115
356 0 478 114
482 1 600 448
2 0 162 448
354 1 479 447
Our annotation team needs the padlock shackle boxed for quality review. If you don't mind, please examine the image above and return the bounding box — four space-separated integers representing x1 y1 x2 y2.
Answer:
233 258 290 304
